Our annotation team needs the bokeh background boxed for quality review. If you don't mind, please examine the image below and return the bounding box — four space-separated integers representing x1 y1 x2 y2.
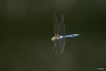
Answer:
0 0 106 71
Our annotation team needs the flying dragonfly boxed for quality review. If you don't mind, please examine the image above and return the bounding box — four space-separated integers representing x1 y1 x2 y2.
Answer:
51 13 80 58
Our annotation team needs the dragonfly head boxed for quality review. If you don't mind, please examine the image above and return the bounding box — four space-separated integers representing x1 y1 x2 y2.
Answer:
51 37 55 41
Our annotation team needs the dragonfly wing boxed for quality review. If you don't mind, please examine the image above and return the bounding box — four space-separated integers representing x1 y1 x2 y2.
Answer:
60 15 65 36
53 13 60 35
52 40 59 59
59 15 66 53
59 38 66 53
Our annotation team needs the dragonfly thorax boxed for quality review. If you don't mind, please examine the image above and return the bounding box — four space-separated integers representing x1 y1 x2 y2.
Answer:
51 35 60 41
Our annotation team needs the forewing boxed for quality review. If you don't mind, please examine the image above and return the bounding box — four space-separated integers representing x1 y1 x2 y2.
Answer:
53 13 60 35
60 15 65 36
59 38 66 53
52 40 59 59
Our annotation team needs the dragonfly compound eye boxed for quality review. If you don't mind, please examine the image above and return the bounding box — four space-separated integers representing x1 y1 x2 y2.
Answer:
51 37 55 41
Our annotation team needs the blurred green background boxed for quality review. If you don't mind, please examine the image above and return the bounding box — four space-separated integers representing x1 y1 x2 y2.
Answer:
0 0 106 71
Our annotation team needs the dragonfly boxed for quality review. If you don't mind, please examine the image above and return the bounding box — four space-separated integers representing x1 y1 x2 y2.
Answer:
51 13 80 58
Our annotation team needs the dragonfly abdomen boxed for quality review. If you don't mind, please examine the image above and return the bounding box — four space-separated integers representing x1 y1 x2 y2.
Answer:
60 36 64 39
63 34 80 38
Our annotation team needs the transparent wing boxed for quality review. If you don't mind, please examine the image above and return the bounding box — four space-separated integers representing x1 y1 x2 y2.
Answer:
59 15 65 36
59 15 66 53
53 13 60 35
52 40 59 59
59 39 66 53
